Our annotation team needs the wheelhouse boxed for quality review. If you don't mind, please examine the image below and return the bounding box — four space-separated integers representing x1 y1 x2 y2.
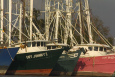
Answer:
78 44 111 52
14 40 50 47
46 43 68 50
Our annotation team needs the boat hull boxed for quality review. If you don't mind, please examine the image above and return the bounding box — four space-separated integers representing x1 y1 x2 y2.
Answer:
50 49 84 76
0 47 19 75
73 55 115 76
6 48 64 76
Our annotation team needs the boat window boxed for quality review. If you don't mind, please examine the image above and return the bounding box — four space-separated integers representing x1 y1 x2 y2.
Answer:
27 42 31 47
47 46 51 49
99 47 103 51
37 42 40 46
32 42 36 47
22 43 25 44
88 47 92 51
104 48 106 52
56 46 59 48
44 42 46 46
52 46 56 49
41 42 43 46
94 47 98 51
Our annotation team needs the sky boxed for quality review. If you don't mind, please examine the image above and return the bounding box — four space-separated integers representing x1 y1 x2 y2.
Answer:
89 0 115 38
33 0 115 44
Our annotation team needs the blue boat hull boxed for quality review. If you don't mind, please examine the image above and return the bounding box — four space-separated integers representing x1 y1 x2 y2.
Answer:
0 47 19 74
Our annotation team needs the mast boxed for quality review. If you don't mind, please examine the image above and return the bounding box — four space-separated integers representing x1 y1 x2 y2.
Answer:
19 3 22 42
66 0 73 45
45 0 50 41
85 0 93 44
30 0 33 41
55 2 60 42
64 0 69 44
78 0 84 44
22 0 25 41
1 0 3 44
9 0 12 46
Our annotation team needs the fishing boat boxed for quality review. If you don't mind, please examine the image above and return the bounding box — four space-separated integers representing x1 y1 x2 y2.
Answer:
0 43 19 75
49 43 87 76
71 0 115 76
72 44 115 76
5 40 69 76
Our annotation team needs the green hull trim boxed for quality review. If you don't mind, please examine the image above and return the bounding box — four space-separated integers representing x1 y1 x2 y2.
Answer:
6 48 64 75
50 48 86 76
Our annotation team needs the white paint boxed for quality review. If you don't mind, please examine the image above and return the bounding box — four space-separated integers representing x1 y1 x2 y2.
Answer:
30 0 33 41
26 52 48 59
9 0 12 46
1 0 3 44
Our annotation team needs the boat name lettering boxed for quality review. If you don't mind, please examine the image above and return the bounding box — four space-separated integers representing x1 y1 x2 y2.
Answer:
33 52 48 58
59 56 65 58
26 55 32 59
102 56 115 59
68 53 78 58
26 52 48 59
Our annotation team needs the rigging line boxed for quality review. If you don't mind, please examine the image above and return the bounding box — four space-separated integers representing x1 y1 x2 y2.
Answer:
50 16 55 40
72 12 79 35
91 24 113 48
71 5 109 49
47 13 69 45
60 12 88 43
90 11 108 45
73 15 108 48
11 16 19 31
80 9 112 48
1 16 30 39
0 30 15 45
90 10 113 48
24 20 30 36
26 11 45 34
6 48 13 61
12 29 17 38
11 15 19 22
60 20 78 44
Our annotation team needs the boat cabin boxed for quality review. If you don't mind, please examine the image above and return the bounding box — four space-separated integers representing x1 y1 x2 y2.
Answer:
15 40 50 48
77 44 112 57
46 43 68 50
78 44 111 52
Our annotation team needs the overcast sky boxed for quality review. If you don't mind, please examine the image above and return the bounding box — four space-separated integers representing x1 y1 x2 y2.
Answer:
89 0 115 38
33 0 115 41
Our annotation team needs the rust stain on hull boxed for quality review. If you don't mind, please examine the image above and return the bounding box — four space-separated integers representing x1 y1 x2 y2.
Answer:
72 71 112 77
50 71 72 76
6 69 52 76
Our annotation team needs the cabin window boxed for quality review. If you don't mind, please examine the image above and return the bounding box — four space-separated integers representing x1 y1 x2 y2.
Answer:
99 47 103 51
32 42 36 47
22 43 25 44
41 42 43 46
37 42 40 46
44 42 46 46
47 46 51 49
88 47 92 51
27 42 31 47
94 47 98 51
104 48 106 52
52 46 57 49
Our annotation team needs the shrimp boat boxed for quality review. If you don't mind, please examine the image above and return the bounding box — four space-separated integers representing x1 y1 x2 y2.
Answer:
72 0 115 76
5 40 69 76
49 43 87 76
0 0 20 75
73 44 115 76
0 42 19 75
